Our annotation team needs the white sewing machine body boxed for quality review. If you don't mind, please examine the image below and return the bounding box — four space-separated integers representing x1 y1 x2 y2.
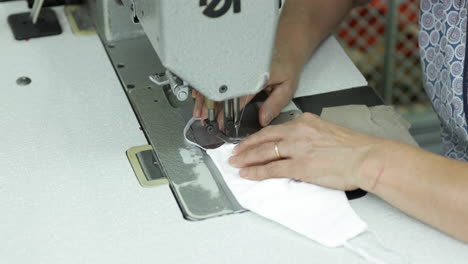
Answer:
135 0 277 101
1 1 468 263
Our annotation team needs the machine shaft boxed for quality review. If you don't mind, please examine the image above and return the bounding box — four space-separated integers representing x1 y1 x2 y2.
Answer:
223 99 234 137
224 99 233 121
233 97 240 137
222 98 241 138
205 99 216 122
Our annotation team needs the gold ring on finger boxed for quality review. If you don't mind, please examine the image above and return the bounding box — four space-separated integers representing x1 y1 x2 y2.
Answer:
274 142 281 159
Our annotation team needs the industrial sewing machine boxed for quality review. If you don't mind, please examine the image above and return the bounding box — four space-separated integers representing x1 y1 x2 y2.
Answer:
84 0 378 220
9 0 376 220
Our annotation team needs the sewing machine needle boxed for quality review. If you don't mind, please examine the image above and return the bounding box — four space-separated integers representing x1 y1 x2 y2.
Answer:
233 97 240 137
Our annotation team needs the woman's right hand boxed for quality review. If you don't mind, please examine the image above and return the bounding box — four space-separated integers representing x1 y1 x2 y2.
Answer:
257 56 301 127
192 58 301 128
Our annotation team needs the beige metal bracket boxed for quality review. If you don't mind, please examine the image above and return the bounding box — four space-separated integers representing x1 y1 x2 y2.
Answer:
127 145 168 187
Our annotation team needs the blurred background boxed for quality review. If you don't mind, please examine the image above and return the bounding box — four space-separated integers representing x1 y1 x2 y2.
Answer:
336 0 443 154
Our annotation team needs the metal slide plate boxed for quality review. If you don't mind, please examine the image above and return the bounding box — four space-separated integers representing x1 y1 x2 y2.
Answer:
102 35 246 220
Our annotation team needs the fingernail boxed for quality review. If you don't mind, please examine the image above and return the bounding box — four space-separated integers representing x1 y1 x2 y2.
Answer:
263 113 273 126
239 169 248 178
232 145 239 155
228 156 237 166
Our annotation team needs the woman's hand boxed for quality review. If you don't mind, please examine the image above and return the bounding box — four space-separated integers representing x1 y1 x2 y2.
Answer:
229 113 386 191
257 56 301 126
192 58 300 128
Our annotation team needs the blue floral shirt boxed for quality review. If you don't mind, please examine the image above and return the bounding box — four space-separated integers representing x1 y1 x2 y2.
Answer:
419 0 468 160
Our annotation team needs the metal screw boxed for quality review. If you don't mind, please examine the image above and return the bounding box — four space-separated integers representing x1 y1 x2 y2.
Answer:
177 90 188 101
219 85 228 93
16 76 31 86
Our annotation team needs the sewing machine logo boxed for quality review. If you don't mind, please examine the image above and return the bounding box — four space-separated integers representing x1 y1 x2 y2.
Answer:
199 0 241 18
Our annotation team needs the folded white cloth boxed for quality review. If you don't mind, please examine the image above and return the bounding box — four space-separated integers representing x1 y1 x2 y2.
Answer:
206 143 367 248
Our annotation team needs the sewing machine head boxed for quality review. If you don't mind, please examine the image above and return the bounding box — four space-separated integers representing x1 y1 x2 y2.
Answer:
135 0 279 140
136 0 277 100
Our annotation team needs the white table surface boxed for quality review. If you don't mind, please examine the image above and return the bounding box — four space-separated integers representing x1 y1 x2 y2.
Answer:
1 2 467 264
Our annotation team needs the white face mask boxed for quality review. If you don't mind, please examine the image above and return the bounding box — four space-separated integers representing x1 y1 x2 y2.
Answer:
206 143 367 248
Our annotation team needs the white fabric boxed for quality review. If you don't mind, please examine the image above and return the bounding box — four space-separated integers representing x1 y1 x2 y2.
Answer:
206 144 367 248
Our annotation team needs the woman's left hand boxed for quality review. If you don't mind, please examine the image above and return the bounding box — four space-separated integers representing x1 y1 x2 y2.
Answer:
229 113 385 191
